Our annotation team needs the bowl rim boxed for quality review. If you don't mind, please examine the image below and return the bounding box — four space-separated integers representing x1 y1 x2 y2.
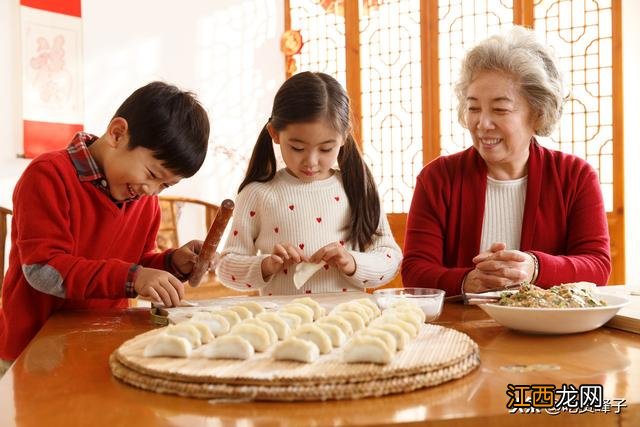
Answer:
480 293 629 312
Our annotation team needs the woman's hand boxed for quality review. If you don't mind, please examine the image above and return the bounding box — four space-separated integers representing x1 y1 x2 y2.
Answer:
261 242 309 280
463 243 535 294
310 242 356 276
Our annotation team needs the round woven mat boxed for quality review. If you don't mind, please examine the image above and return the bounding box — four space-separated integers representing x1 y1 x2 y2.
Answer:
111 324 480 400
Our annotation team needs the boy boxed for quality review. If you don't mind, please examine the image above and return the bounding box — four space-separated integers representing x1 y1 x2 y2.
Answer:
0 81 210 370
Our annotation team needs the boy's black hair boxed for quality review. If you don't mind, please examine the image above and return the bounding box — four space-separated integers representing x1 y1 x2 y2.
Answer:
238 72 381 251
114 81 210 177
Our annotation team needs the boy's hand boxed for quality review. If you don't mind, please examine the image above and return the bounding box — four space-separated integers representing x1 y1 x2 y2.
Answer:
171 240 202 276
134 267 184 307
310 242 356 276
261 242 309 280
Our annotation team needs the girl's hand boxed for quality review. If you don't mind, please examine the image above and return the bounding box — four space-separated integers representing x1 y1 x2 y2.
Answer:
134 267 184 307
310 242 356 276
261 242 308 280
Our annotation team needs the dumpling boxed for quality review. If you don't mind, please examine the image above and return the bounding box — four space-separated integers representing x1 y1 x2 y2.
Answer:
183 320 214 344
230 323 271 352
389 301 426 323
203 335 254 360
292 324 333 354
143 334 192 358
280 303 314 324
256 312 292 340
369 323 409 351
243 318 278 345
291 297 326 320
357 329 396 354
191 312 230 337
234 300 265 316
213 309 242 328
276 311 303 330
383 310 422 330
336 311 365 332
273 337 319 363
372 315 418 338
316 315 354 336
315 322 347 347
165 323 201 348
331 302 371 324
343 336 393 364
293 262 323 289
228 305 253 320
353 298 382 317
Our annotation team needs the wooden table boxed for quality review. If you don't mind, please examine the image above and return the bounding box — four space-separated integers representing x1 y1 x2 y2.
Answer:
0 301 639 426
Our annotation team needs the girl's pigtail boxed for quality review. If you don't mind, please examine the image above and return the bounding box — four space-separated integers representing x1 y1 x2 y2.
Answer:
338 134 381 251
238 124 277 193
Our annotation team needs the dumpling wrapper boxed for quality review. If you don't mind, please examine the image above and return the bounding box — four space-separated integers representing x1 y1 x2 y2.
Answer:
203 335 254 360
144 334 192 358
273 337 320 363
293 262 323 289
230 323 271 352
292 324 333 354
343 336 393 364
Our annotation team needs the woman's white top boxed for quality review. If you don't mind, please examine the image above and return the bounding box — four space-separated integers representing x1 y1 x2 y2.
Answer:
479 176 528 252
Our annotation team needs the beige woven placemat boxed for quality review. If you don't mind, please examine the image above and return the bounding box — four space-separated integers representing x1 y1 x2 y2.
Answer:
114 324 479 387
110 350 480 401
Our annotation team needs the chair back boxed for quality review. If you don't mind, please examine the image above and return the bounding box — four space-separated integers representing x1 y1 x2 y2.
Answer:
157 196 218 251
0 206 12 290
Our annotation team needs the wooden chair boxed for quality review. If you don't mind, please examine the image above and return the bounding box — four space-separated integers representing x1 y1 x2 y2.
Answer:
157 196 253 299
1 207 12 298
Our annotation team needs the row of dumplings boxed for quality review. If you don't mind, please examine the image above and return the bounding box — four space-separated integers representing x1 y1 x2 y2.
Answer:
143 297 426 365
143 297 323 358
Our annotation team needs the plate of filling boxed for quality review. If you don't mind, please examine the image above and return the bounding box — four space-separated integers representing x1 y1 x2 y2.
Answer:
478 283 629 334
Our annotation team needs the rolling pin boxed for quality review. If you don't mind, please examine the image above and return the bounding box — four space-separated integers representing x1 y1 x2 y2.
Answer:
188 199 235 287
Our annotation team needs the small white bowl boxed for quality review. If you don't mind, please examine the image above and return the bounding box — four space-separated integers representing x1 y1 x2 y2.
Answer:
373 288 445 322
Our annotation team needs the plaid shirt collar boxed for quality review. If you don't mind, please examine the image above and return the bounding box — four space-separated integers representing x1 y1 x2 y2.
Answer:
67 132 105 183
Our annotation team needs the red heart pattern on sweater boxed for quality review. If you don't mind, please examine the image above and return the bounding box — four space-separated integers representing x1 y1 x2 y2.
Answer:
231 275 236 281
233 230 238 236
249 211 256 217
316 217 322 223
323 264 329 270
334 196 340 201
283 268 288 274
289 205 295 210
299 243 304 250
274 227 279 233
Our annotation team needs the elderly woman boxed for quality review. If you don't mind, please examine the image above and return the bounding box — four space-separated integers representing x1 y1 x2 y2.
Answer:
401 26 610 297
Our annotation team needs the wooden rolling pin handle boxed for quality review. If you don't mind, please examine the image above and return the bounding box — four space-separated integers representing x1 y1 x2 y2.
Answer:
188 199 235 287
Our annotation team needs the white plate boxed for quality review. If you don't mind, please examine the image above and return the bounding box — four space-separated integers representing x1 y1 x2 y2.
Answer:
478 293 630 334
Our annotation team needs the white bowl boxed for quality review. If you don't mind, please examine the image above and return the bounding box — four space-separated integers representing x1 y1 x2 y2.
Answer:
373 288 445 322
478 293 629 334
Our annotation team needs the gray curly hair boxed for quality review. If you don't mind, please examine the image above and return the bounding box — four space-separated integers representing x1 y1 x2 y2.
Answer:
455 26 564 136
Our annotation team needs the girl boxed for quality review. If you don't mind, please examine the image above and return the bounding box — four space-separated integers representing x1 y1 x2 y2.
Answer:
217 72 402 295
